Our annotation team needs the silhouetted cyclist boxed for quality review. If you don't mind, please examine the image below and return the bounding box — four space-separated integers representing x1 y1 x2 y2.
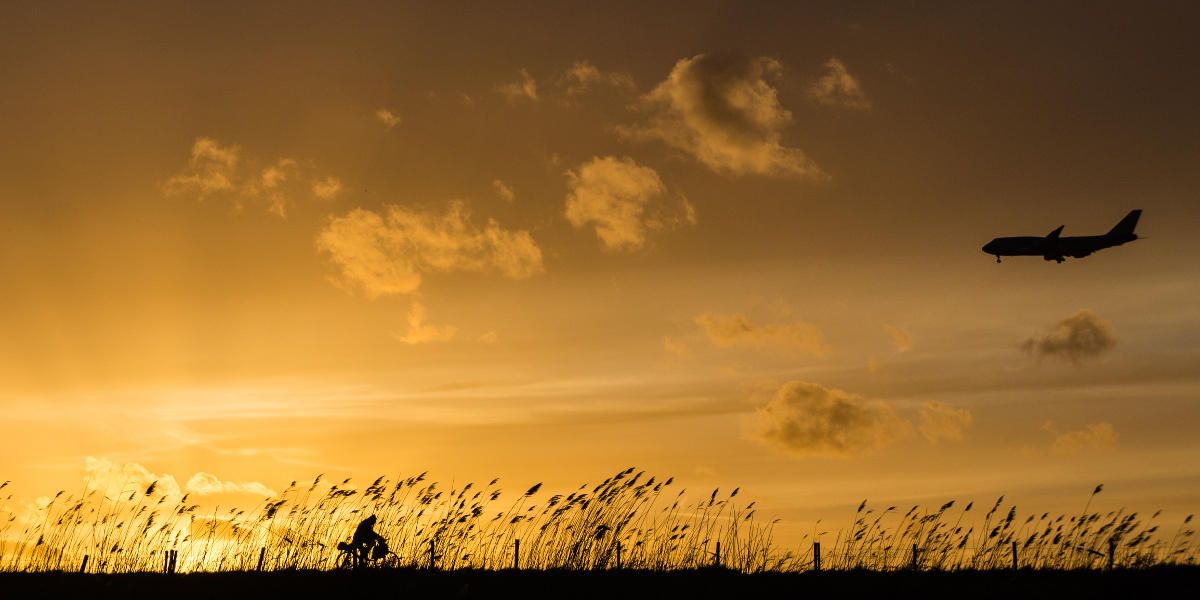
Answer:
345 515 386 567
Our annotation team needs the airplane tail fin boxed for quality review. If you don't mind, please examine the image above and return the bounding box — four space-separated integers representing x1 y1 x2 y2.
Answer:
1046 225 1064 239
1107 209 1142 237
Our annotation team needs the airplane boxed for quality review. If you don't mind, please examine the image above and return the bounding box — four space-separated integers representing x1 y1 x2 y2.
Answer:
981 209 1142 263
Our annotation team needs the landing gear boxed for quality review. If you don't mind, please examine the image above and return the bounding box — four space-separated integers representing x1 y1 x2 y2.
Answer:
995 255 1001 263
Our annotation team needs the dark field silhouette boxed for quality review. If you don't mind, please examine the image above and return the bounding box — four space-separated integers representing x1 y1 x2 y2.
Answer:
3 567 1199 599
1 469 1195 573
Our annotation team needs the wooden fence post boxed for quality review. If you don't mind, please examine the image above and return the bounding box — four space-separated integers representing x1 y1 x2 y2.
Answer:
170 550 177 574
1011 541 1018 569
80 555 88 574
1108 538 1116 570
714 541 721 568
429 538 436 570
257 547 266 572
615 542 621 570
813 541 821 571
164 551 170 574
911 544 919 570
514 539 520 570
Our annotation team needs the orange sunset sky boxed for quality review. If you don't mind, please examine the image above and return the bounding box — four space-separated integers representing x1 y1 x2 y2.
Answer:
2 1 1200 546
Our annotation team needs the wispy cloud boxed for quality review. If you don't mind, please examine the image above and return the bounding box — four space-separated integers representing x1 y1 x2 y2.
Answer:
562 60 636 96
1023 310 1116 364
311 176 343 200
498 68 539 104
393 301 457 345
809 58 872 110
492 179 516 202
620 54 826 179
696 313 827 355
884 324 913 352
164 137 339 218
918 400 972 443
1046 421 1118 456
317 201 544 298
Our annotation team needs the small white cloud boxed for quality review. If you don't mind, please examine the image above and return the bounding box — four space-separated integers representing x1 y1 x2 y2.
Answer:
164 137 340 219
393 301 457 345
162 137 241 198
884 324 912 352
498 68 539 103
562 60 636 96
565 156 695 252
1023 310 1116 364
317 201 544 298
312 176 343 200
492 179 516 202
756 381 908 457
919 401 972 443
1046 422 1117 456
185 472 276 497
376 108 402 129
84 456 182 498
809 58 872 110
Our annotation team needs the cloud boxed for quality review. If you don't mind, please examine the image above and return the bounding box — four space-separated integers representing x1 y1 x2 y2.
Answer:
1046 422 1117 456
83 458 273 499
164 137 339 218
564 156 695 252
562 60 636 96
498 68 539 103
312 176 343 200
162 137 241 197
248 158 303 217
185 472 276 497
884 324 912 352
696 313 827 355
393 301 457 344
1022 310 1116 364
918 401 972 443
478 330 499 344
84 456 182 498
809 58 872 110
619 54 826 179
755 381 908 457
317 201 544 298
376 108 402 129
492 179 516 202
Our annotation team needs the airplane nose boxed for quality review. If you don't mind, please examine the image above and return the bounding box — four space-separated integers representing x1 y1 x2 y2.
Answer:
981 242 993 253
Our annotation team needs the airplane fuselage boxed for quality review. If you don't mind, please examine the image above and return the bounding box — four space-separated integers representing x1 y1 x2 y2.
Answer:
982 233 1136 262
981 209 1141 263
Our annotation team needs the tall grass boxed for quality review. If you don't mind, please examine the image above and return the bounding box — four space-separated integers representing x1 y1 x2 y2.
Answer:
0 473 1194 573
777 485 1197 571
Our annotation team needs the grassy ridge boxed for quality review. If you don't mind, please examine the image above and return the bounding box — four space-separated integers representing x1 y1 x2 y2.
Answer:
1 470 1195 572
2 567 1199 599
